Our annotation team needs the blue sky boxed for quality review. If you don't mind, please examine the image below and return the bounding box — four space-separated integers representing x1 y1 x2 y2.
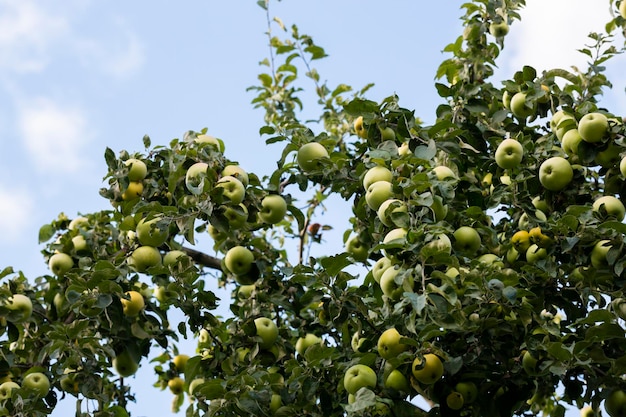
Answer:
0 1 624 416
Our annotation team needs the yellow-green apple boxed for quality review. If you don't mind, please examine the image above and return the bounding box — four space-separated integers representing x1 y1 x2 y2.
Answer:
68 216 88 231
222 203 249 228
163 250 188 267
372 257 393 283
380 126 395 141
363 166 393 190
297 142 329 172
343 364 377 395
522 351 539 375
580 405 594 417
495 139 524 169
561 129 583 157
510 92 536 119
365 181 394 210
446 391 464 410
578 112 608 143
5 294 32 323
270 393 282 413
185 162 209 192
254 317 278 349
384 369 410 393
121 291 145 317
455 381 478 404
154 285 176 303
222 165 249 187
377 328 409 360
22 372 50 397
620 0 626 19
424 234 453 257
532 196 549 214
433 166 456 180
345 235 369 262
398 142 410 156
0 381 19 401
502 90 512 109
224 246 254 276
354 116 368 139
188 377 205 397
478 253 504 267
121 181 143 201
526 244 548 264
552 112 577 141
595 142 621 168
453 226 481 255
593 196 625 221
259 195 287 224
377 199 408 227
412 354 444 384
351 332 366 353
511 230 531 252
237 284 255 299
125 158 148 182
295 333 323 356
71 235 88 253
168 376 185 395
539 157 573 191
605 389 626 417
113 350 139 377
620 156 626 177
173 354 189 372
591 240 612 268
380 267 413 300
48 253 74 276
216 175 246 205
129 246 162 272
489 21 509 37
136 215 169 247
195 134 223 151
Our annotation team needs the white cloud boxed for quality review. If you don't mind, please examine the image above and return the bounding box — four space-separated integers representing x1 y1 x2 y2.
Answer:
17 97 91 173
0 183 34 240
75 29 146 78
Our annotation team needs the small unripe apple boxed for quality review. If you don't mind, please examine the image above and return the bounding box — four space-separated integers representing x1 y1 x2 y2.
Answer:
489 21 509 37
125 158 148 182
168 376 185 395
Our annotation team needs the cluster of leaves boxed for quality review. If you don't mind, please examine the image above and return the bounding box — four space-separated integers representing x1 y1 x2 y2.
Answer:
2 1 626 416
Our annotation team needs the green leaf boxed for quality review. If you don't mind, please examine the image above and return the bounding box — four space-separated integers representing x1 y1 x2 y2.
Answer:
38 224 55 243
104 147 116 170
143 135 151 148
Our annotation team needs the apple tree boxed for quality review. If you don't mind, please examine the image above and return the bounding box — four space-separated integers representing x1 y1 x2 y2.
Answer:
3 0 626 416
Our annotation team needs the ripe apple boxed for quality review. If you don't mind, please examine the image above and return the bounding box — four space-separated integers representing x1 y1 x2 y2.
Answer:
489 21 509 37
295 333 322 356
385 369 410 393
578 112 608 143
5 294 32 323
224 246 254 276
510 92 537 119
478 253 503 266
297 142 329 172
222 165 249 187
136 216 169 247
455 381 478 404
185 162 210 193
412 353 444 384
511 230 531 252
354 116 368 139
222 204 249 229
363 166 393 190
343 364 377 395
591 240 612 269
113 349 139 377
606 389 626 417
380 267 413 300
259 195 288 224
121 291 145 317
377 199 408 227
168 376 185 395
163 250 188 267
365 181 394 211
372 256 393 283
433 166 456 180
129 246 161 272
377 328 409 360
216 175 246 205
495 139 524 169
173 354 190 372
561 129 583 157
446 391 464 410
121 181 143 201
453 226 481 255
593 196 625 221
345 235 369 262
48 252 74 276
254 317 278 349
0 381 20 401
125 158 148 182
22 372 50 398
539 157 573 191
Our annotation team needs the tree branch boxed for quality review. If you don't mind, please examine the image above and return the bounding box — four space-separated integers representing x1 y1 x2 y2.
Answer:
180 247 223 271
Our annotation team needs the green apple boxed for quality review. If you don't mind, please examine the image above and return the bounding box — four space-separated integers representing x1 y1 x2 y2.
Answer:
254 317 278 349
22 372 50 398
154 285 176 303
398 142 410 156
377 328 408 360
48 252 74 276
561 129 583 157
455 381 478 404
384 369 410 393
478 253 504 267
259 195 288 224
380 267 413 300
168 376 185 395
129 246 161 272
377 198 408 227
371 256 393 283
510 92 536 119
489 21 509 37
5 294 32 323
606 389 626 417
620 1 626 19
343 364 377 395
539 157 573 191
354 116 368 139
122 181 143 201
453 226 481 255
383 228 407 246
72 235 88 253
297 142 329 172
185 162 210 193
502 90 512 109
432 166 456 180
532 196 549 214
578 112 608 143
113 350 139 377
552 112 577 141
222 203 249 229
121 291 145 317
595 142 621 168
424 234 453 257
495 139 524 169
222 165 249 187
224 246 254 276
163 250 188 267
136 215 169 247
526 244 548 264
345 235 369 262
363 166 393 190
295 333 322 356
365 180 394 210
195 134 223 151
188 378 205 397
173 354 190 372
0 381 19 401
351 332 366 353
446 391 464 410
270 393 282 413
216 175 246 205
125 158 148 182
237 284 256 299
68 216 88 231
593 196 625 221
412 353 443 384
380 126 395 141
591 240 612 269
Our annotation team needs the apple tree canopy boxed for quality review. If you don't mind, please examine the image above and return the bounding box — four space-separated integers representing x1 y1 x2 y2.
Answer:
2 0 626 416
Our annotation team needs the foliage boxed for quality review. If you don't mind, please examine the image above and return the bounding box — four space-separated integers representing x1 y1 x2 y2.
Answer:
2 1 626 416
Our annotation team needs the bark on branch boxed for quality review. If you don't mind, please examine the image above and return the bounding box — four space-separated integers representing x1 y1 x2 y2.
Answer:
181 246 223 271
